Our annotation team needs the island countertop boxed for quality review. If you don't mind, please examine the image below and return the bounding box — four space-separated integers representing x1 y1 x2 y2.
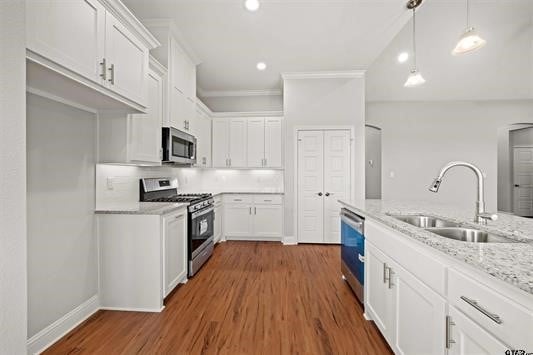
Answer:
338 199 533 295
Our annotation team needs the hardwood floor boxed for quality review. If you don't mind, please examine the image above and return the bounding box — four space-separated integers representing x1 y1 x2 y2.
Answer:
45 242 392 355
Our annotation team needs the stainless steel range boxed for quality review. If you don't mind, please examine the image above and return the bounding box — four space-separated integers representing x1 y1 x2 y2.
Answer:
140 178 214 277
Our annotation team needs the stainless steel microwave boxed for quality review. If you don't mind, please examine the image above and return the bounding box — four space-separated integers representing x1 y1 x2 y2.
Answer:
162 127 197 165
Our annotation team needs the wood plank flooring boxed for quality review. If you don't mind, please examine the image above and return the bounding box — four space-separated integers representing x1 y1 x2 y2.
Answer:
44 242 392 355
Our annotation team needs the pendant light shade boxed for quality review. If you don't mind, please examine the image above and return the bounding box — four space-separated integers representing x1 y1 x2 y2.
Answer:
404 69 426 88
452 0 486 55
404 1 425 88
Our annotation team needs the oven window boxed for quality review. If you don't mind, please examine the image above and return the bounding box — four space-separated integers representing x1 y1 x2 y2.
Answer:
172 136 191 159
190 209 214 254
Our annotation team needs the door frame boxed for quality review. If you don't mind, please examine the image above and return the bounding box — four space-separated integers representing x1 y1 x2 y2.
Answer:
294 126 356 244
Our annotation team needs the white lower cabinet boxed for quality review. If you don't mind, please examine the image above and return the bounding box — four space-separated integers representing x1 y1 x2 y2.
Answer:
366 242 446 354
163 210 188 297
98 208 188 312
224 194 283 241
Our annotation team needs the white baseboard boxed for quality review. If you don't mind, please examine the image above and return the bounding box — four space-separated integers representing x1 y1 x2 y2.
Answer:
363 312 372 321
99 306 164 313
282 235 298 245
27 295 99 355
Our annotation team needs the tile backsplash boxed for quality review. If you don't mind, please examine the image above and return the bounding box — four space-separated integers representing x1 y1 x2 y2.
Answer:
96 164 284 209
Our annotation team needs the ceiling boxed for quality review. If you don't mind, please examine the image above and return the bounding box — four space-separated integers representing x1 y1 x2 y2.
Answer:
366 0 533 101
122 0 414 94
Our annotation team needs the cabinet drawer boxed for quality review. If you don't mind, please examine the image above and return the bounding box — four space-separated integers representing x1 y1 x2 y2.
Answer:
253 195 282 205
448 268 533 349
223 194 252 204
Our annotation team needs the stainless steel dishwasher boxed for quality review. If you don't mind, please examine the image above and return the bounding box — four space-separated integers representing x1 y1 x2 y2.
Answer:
340 208 365 303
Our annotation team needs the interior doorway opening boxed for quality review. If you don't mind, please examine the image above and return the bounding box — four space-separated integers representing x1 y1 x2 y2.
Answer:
365 125 382 199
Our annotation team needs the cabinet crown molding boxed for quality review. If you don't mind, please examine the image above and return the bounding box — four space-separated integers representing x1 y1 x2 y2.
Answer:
281 70 366 80
99 0 160 49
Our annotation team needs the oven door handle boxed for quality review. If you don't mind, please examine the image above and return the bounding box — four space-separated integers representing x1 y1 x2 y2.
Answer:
191 206 215 219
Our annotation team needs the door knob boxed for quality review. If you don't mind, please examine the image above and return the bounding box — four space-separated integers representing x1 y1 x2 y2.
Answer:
514 184 520 187
318 192 323 196
325 192 330 197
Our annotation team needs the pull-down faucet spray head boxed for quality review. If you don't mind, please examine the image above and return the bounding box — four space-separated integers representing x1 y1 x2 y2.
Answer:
429 177 442 192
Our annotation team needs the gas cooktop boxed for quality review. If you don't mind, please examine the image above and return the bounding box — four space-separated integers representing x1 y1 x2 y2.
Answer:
147 193 212 203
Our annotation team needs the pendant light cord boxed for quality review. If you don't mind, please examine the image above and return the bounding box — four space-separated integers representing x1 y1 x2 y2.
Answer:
412 8 417 70
466 0 470 28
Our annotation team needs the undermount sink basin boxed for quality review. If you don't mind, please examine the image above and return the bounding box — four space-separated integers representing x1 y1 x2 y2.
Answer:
390 214 461 228
426 227 517 243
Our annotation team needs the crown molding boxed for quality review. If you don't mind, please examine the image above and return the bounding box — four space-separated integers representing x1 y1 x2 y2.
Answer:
142 18 201 65
211 111 284 118
195 97 213 116
99 0 160 49
197 88 283 98
281 70 366 80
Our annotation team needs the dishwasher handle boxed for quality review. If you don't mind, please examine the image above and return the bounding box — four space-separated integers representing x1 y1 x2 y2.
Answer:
340 209 364 234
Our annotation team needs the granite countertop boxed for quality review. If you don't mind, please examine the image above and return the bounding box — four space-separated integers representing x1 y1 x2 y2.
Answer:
210 190 284 196
339 199 533 295
95 202 188 215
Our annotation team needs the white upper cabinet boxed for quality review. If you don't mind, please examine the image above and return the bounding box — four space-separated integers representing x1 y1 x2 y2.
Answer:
214 116 283 169
26 0 158 112
104 12 149 107
26 0 106 84
195 103 212 168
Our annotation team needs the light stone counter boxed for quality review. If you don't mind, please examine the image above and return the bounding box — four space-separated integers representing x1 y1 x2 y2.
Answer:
95 202 188 215
339 199 533 295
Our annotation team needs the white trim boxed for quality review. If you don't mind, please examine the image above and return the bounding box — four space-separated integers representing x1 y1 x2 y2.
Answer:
513 145 533 148
196 97 213 116
294 126 356 244
142 19 201 64
99 0 160 48
149 55 167 76
199 89 283 98
282 235 298 245
27 295 100 355
211 111 284 118
27 87 98 114
282 70 366 80
363 312 372 321
99 306 165 313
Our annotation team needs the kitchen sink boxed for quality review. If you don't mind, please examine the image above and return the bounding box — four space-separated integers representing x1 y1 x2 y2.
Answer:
425 227 517 243
390 214 461 228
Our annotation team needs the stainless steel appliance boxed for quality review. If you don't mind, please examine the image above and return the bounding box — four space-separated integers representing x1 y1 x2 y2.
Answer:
140 178 214 276
162 127 197 165
341 208 365 303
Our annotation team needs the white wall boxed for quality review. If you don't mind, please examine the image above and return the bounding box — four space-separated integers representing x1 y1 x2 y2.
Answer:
0 1 27 353
96 164 284 209
367 100 533 211
283 75 366 238
26 94 98 338
200 94 283 112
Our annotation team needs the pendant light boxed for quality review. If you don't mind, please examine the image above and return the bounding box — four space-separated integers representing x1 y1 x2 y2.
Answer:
404 0 426 88
452 0 486 55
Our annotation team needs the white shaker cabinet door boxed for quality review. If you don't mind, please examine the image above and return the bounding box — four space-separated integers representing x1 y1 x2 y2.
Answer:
228 119 247 168
26 0 106 83
163 211 187 297
129 67 163 163
448 307 509 355
247 118 265 168
105 12 148 107
212 119 230 168
253 205 283 238
264 118 283 168
224 204 253 239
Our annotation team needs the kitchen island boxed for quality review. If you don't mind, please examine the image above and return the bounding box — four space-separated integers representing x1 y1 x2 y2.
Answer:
339 199 533 354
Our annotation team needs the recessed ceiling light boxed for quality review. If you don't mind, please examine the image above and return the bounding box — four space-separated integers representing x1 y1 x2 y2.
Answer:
256 62 267 71
397 52 409 63
245 0 260 12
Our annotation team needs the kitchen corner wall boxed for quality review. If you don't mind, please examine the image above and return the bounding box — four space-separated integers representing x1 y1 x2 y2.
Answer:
283 75 366 239
96 164 284 208
366 100 533 211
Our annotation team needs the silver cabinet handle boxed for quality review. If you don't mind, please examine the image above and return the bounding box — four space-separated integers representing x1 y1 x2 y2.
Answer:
184 120 187 130
325 192 330 197
254 207 257 215
264 158 267 166
383 263 389 284
460 296 503 324
249 207 252 215
233 199 243 202
99 58 107 80
445 315 456 349
229 158 231 167
108 63 115 85
387 268 393 289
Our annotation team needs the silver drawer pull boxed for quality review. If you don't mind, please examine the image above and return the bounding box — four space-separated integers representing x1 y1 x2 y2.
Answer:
460 296 503 324
357 254 365 263
234 199 242 202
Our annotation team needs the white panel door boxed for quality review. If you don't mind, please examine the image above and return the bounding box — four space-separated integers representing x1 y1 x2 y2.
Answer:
265 118 283 168
393 262 447 355
247 118 265 167
129 68 162 163
365 243 395 343
224 205 253 238
229 119 247 168
212 119 230 167
323 131 351 244
297 131 324 243
26 0 106 84
164 211 187 297
513 147 533 216
448 307 509 355
105 12 148 106
253 205 283 238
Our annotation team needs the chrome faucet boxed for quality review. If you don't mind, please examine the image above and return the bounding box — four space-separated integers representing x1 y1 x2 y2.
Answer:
429 161 498 225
